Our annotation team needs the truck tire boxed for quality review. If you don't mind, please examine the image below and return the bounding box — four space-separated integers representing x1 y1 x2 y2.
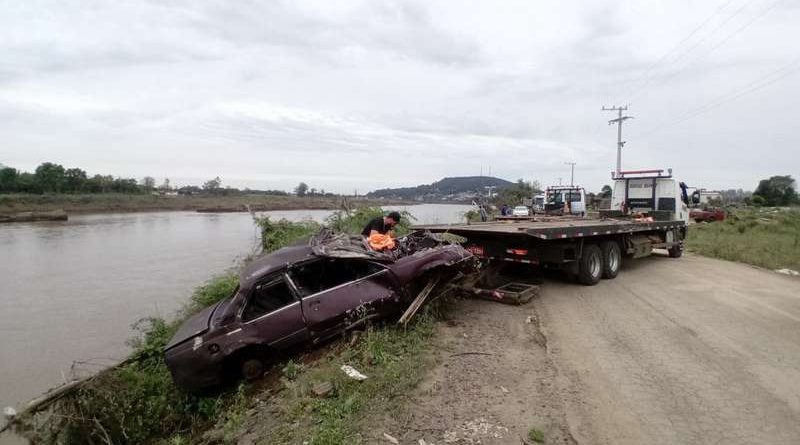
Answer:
668 243 683 258
578 244 602 285
600 241 621 279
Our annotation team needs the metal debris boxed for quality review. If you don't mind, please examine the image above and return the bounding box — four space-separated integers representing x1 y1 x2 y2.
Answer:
340 365 368 381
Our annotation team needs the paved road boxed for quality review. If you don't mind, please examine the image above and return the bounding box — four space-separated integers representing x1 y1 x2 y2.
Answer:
539 253 800 445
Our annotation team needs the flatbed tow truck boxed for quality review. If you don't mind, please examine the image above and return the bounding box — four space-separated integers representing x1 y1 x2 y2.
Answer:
415 169 691 288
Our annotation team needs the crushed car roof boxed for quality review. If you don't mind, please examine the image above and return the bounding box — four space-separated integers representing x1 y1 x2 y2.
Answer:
239 245 315 289
239 230 455 289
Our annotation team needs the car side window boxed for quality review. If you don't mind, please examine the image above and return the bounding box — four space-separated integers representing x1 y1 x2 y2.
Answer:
242 278 295 322
289 259 384 297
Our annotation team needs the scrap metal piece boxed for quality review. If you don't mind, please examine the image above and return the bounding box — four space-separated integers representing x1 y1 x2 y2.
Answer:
398 276 441 325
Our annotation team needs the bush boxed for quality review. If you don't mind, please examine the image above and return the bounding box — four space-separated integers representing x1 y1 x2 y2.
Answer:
325 206 414 236
253 216 320 253
186 273 239 313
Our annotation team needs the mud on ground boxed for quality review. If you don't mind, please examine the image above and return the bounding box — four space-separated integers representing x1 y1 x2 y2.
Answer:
364 298 576 445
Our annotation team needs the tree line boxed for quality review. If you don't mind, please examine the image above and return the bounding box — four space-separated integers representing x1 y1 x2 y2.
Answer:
0 163 289 196
0 162 148 194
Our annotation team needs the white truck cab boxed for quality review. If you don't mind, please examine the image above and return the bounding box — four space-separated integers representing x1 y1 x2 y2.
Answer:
609 169 690 223
545 186 587 216
533 194 545 212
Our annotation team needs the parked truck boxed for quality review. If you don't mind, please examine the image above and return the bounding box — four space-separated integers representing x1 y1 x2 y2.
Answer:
415 169 689 286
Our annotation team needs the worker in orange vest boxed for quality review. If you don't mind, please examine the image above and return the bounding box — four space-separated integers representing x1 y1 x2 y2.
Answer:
361 211 401 251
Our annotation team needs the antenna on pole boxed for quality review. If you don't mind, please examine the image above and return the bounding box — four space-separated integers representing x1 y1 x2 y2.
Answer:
602 105 633 177
564 162 576 186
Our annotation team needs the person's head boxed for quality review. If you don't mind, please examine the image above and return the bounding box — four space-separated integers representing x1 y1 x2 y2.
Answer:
384 211 402 228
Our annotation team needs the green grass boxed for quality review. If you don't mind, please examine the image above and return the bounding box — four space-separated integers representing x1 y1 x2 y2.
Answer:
253 216 321 253
686 206 800 270
324 206 415 236
527 427 545 443
0 193 399 214
255 311 440 445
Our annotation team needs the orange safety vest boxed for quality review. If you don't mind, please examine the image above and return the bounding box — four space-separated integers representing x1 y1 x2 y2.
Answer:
368 233 396 251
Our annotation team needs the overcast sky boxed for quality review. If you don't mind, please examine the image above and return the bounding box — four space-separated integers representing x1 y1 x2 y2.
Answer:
1 0 798 193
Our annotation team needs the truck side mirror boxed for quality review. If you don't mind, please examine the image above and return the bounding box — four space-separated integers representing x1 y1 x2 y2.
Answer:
691 191 700 205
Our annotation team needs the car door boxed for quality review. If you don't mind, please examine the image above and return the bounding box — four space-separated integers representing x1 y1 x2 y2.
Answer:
288 258 400 337
239 274 308 350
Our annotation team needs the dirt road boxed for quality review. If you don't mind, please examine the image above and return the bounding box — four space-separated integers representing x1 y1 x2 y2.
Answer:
372 253 800 444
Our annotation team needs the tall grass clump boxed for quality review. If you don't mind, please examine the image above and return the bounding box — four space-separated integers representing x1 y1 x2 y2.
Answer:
324 206 415 236
253 216 321 253
252 207 415 252
686 206 800 270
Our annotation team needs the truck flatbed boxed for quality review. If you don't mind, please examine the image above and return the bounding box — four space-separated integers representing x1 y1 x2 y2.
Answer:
415 217 686 240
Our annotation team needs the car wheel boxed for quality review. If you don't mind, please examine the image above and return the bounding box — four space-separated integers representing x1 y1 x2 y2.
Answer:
241 358 265 381
577 244 602 285
600 241 621 279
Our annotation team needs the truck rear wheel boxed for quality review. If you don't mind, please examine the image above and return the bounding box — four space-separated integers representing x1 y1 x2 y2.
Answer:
578 244 602 285
600 241 621 279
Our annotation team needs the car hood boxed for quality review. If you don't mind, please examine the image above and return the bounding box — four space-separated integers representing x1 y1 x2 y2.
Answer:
165 303 218 350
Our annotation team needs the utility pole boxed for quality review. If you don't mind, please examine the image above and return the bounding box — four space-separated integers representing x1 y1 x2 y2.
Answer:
602 106 633 176
564 162 576 186
557 177 562 186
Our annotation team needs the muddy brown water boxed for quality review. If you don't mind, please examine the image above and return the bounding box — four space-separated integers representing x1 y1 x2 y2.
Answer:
0 204 471 443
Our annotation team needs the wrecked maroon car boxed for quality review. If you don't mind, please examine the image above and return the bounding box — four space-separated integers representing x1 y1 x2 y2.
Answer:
164 231 473 392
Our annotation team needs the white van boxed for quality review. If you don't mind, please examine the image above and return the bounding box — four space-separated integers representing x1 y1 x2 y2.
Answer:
545 186 586 216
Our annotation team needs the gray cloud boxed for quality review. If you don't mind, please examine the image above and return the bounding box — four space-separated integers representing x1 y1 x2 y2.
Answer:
1 0 798 193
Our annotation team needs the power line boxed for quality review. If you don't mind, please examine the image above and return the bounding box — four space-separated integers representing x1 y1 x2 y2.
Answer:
625 0 763 104
637 58 800 137
705 0 785 54
630 0 784 104
615 0 737 104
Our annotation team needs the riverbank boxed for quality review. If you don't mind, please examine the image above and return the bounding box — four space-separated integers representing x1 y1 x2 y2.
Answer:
0 193 411 215
4 208 444 444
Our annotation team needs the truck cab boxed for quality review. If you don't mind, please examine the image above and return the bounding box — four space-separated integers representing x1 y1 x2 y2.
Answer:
533 194 545 212
608 169 690 224
545 186 586 216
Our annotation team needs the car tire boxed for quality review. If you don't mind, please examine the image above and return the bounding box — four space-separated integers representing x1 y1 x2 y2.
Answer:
241 357 265 382
600 241 621 279
577 244 602 285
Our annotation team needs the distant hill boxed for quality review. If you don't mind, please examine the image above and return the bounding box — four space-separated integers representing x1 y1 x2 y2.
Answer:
367 176 513 201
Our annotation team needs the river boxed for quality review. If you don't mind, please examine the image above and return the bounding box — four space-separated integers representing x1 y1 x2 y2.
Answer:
0 203 471 442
